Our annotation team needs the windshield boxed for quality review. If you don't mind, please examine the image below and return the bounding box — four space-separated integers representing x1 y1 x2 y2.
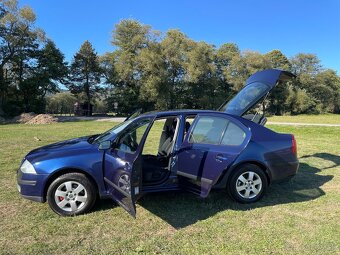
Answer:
220 82 270 116
93 118 135 144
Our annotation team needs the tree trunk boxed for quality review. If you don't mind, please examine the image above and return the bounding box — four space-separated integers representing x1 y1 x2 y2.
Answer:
85 76 91 116
0 66 5 115
0 65 7 115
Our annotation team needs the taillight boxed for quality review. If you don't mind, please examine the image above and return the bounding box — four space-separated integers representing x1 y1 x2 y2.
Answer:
292 135 297 155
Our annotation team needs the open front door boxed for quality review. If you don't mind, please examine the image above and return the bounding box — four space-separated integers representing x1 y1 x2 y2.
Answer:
177 113 251 197
103 118 152 217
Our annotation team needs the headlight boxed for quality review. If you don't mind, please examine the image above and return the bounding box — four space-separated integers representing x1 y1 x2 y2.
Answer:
20 160 36 174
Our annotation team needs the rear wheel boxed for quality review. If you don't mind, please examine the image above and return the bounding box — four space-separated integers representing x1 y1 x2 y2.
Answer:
47 173 97 216
228 164 268 203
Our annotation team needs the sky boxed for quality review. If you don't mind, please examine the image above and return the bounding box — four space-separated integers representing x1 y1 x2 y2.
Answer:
20 0 340 73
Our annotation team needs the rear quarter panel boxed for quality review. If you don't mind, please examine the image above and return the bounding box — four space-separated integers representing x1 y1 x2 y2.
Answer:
215 116 298 187
239 118 298 181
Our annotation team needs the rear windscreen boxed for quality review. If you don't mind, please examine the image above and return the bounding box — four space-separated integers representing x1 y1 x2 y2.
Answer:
219 82 269 116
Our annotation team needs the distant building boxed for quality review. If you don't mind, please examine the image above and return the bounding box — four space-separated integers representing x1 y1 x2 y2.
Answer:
74 102 93 116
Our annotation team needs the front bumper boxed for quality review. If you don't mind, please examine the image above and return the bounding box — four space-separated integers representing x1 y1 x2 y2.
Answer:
17 168 48 203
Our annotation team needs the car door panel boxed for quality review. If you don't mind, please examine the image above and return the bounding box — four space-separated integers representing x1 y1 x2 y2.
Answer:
103 118 153 217
177 114 251 197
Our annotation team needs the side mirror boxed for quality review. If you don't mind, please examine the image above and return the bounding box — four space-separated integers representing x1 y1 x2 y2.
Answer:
98 140 112 150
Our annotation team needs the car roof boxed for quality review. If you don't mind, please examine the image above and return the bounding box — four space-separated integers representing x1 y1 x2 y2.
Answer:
137 109 262 134
140 109 225 118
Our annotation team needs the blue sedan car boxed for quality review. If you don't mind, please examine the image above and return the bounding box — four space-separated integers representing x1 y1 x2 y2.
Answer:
17 69 299 217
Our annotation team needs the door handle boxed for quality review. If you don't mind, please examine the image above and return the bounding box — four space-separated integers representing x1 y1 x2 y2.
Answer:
215 154 228 162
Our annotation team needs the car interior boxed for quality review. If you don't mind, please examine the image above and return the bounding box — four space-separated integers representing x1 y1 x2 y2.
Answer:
242 96 268 126
115 116 194 185
142 117 179 185
141 116 195 185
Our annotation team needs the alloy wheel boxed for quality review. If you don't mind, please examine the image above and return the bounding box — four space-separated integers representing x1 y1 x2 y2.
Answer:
54 181 88 212
118 174 131 195
235 171 262 199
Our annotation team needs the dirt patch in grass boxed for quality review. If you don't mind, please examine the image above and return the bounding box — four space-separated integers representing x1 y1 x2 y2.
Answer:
12 112 36 123
7 113 59 124
25 114 58 124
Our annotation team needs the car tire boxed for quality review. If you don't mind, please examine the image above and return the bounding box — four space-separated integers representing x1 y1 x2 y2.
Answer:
47 173 97 216
228 164 268 203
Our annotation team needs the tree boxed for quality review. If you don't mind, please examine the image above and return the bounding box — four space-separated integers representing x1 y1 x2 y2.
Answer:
0 0 45 115
315 69 340 113
289 53 329 113
36 40 68 97
286 87 317 114
15 40 68 113
104 19 154 114
137 29 193 110
264 50 292 115
160 29 191 109
185 41 217 109
138 41 167 109
216 43 240 93
102 20 340 116
265 49 291 70
290 53 321 76
68 40 102 116
46 92 77 115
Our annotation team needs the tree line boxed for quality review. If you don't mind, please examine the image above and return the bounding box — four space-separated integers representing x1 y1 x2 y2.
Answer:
1 0 339 118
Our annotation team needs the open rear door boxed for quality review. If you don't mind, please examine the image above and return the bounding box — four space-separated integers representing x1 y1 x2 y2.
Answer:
219 69 295 116
176 113 251 197
103 118 152 217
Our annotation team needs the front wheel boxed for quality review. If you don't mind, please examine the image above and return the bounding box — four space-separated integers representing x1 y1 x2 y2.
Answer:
47 173 97 216
228 164 268 203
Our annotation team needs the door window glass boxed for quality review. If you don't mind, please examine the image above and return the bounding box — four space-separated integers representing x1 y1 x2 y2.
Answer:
221 122 246 146
189 116 229 145
116 119 150 153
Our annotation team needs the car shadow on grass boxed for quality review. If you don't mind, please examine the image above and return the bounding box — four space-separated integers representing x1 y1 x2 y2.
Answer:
95 153 337 229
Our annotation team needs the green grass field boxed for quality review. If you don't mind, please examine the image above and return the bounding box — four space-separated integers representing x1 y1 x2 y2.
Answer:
267 114 340 124
0 120 339 254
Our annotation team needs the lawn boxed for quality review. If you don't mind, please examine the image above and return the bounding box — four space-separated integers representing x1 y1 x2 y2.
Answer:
0 120 339 254
267 113 340 124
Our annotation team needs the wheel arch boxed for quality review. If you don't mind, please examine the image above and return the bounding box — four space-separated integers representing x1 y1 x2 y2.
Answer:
214 160 271 189
43 167 99 202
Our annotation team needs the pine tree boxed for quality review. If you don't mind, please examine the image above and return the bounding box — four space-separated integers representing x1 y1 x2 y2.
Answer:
68 41 102 116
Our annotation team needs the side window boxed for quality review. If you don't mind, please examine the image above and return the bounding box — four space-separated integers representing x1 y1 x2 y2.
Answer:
189 116 229 145
116 119 150 153
221 122 246 146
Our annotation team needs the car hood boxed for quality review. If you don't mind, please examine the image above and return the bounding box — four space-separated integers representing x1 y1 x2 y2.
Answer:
25 136 96 161
219 69 295 116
